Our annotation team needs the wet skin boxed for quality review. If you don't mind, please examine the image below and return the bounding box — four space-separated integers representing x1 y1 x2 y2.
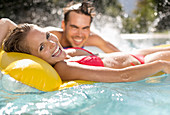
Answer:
25 26 141 69
26 26 66 65
62 12 91 47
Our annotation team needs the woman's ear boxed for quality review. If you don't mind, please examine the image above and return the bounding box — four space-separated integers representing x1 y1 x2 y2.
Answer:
61 20 65 31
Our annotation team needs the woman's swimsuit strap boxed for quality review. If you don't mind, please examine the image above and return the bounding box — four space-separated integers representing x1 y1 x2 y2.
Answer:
66 47 104 67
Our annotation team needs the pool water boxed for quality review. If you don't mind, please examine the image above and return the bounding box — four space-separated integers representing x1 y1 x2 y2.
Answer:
0 72 170 115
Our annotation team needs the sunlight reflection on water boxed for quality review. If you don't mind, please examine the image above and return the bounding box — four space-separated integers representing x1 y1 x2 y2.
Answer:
1 74 170 114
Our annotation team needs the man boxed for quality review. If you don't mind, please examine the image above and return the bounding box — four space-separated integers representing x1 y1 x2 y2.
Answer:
48 1 120 53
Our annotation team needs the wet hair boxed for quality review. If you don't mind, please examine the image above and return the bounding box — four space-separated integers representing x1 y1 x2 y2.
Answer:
3 24 33 54
63 1 95 25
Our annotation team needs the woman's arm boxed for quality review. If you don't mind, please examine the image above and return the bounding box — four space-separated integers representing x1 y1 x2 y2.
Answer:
54 60 170 82
0 18 17 47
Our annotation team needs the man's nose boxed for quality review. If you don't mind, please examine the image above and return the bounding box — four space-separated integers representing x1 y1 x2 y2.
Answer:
77 29 83 37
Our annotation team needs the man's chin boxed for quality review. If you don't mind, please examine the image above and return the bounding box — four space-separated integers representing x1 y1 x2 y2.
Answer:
72 44 83 48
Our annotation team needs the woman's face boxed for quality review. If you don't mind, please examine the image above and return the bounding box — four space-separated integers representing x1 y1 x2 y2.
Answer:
26 26 66 65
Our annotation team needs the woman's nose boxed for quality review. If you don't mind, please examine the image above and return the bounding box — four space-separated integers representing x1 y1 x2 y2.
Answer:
48 40 56 49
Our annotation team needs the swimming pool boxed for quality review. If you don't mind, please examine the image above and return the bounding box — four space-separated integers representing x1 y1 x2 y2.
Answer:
0 71 170 114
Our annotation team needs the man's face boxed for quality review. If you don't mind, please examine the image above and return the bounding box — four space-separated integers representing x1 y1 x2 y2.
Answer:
63 11 91 47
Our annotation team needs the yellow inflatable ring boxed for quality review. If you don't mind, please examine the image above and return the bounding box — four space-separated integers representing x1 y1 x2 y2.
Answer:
0 49 94 92
0 49 62 92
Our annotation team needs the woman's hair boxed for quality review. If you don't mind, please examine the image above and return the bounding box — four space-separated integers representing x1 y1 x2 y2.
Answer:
3 24 33 54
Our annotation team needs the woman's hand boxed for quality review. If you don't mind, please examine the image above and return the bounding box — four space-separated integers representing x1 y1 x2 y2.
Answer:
0 18 17 48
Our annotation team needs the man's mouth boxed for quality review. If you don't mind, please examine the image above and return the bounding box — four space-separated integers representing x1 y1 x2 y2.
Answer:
52 46 62 57
73 38 83 45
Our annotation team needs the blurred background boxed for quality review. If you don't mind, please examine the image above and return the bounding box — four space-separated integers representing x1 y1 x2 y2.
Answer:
0 0 170 51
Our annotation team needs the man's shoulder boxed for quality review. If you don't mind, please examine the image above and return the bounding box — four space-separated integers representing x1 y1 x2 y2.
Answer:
89 33 104 40
85 33 105 46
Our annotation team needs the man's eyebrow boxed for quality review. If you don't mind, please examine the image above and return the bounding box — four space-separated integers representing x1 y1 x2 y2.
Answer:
70 24 90 29
70 24 78 28
82 26 90 29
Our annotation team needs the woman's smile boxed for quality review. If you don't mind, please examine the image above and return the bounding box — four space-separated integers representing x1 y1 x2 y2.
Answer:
26 25 66 65
52 46 62 57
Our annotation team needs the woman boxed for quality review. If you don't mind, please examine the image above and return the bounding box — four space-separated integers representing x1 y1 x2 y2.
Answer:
1 18 170 82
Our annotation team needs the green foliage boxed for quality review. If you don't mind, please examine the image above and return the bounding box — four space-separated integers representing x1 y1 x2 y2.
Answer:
93 0 123 17
156 0 170 31
121 0 157 33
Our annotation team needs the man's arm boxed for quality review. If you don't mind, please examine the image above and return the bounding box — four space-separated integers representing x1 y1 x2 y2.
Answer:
85 33 120 53
0 18 17 48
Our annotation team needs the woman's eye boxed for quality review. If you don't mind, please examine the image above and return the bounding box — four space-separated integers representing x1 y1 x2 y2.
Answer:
40 45 44 51
46 33 50 39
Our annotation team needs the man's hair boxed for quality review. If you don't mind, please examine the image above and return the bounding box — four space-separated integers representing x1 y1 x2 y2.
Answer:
63 1 95 24
3 24 33 54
